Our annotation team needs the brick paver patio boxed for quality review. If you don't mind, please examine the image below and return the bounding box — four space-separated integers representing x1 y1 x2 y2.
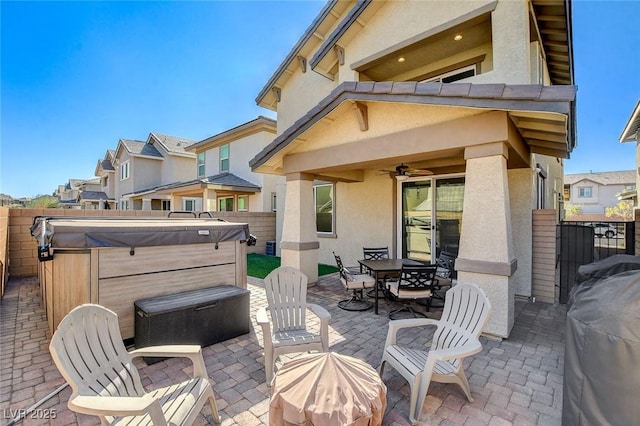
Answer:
1 274 566 425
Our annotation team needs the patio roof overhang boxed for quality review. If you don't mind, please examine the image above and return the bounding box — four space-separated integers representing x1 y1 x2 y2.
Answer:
250 81 576 180
152 173 261 197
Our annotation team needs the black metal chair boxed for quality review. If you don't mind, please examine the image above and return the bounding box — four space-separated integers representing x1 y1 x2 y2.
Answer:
333 252 375 311
431 251 456 308
386 264 438 320
362 247 392 298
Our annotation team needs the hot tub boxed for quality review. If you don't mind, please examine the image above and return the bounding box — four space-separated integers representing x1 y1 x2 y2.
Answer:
31 216 252 339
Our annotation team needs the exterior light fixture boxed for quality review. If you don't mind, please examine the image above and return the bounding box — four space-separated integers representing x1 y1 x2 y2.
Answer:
454 34 463 41
397 56 406 63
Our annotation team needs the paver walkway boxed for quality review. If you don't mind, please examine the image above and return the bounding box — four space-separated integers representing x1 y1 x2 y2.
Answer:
0 274 566 425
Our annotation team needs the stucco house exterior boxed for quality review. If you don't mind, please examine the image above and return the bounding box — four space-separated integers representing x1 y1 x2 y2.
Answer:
620 99 640 202
55 178 104 209
250 0 576 338
94 149 117 210
563 170 636 219
154 116 283 213
113 133 196 210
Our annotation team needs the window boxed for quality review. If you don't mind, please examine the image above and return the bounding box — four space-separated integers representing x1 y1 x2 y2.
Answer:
220 144 229 172
161 200 171 211
218 197 234 211
182 198 199 212
271 192 277 212
120 161 130 180
314 183 334 234
120 199 129 210
238 195 248 211
421 64 477 84
578 187 592 198
197 152 206 177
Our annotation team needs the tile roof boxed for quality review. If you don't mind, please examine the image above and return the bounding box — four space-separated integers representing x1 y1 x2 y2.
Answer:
121 139 163 158
150 133 197 153
123 173 260 197
564 170 636 186
79 191 111 201
100 159 115 171
250 81 577 170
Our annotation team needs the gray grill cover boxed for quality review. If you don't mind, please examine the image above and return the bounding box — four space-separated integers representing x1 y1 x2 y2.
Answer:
30 216 250 249
563 269 640 426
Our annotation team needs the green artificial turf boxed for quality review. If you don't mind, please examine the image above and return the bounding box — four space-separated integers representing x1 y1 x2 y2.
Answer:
247 253 338 279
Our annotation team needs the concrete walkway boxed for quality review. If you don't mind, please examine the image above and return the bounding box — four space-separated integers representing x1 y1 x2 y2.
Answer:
0 274 566 425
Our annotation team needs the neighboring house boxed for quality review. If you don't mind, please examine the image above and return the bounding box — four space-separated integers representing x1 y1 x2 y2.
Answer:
620 99 640 203
564 171 636 219
113 133 196 210
155 116 283 213
94 149 117 210
55 178 102 209
250 0 576 338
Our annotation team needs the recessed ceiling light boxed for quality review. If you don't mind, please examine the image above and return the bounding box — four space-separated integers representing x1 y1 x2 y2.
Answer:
454 34 463 41
397 56 406 63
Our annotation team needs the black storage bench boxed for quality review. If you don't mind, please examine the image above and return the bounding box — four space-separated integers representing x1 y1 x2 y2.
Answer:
134 285 250 364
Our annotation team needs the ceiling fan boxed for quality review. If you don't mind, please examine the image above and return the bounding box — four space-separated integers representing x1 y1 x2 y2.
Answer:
380 163 433 177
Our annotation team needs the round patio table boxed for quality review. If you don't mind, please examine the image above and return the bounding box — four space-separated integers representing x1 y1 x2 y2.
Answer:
269 352 387 426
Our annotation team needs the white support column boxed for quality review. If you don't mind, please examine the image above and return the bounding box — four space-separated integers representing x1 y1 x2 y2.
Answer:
142 198 152 211
457 142 516 338
280 173 319 285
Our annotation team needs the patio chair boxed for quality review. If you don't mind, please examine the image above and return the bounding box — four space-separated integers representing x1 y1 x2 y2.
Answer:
49 304 221 425
386 264 438 319
333 252 375 311
362 246 392 297
256 266 331 384
379 283 491 424
431 250 456 307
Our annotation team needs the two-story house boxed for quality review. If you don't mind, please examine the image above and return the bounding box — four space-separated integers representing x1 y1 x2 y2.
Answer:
113 133 196 210
620 99 640 202
249 0 576 338
94 149 117 210
55 178 104 209
564 170 636 220
154 116 283 213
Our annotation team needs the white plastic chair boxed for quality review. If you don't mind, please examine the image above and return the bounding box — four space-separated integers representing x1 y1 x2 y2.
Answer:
256 266 331 384
379 283 491 424
49 304 221 425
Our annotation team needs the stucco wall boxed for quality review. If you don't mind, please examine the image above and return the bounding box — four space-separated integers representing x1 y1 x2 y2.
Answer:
5 208 275 278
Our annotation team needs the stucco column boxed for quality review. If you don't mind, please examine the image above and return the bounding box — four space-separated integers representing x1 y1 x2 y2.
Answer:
457 142 516 338
280 173 319 285
142 198 152 210
203 188 216 212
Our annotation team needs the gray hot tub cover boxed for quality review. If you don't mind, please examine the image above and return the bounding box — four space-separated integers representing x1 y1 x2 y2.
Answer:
563 269 640 426
30 216 251 249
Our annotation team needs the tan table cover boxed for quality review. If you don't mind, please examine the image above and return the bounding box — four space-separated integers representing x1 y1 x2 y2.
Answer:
269 352 387 426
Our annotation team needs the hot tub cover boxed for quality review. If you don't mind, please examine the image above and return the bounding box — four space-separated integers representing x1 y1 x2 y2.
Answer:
270 352 386 426
563 269 640 426
30 216 251 249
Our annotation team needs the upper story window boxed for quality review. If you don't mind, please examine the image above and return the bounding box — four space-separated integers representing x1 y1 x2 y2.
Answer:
421 64 477 84
578 187 592 198
220 144 229 172
120 161 130 181
197 152 206 178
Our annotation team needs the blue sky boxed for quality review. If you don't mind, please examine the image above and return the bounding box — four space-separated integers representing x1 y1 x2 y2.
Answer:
1 1 639 198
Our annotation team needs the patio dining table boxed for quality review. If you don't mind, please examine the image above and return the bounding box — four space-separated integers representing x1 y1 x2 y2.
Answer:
357 258 423 314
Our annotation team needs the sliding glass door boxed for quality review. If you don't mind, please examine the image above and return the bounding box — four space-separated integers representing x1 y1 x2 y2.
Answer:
400 177 464 262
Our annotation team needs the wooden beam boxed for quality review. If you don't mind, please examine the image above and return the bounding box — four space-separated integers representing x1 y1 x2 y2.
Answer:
272 87 281 103
522 130 567 142
334 45 345 65
352 102 368 131
297 55 307 73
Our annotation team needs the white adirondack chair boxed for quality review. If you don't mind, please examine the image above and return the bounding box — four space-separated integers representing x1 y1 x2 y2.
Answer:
49 304 221 425
379 283 491 424
256 266 331 384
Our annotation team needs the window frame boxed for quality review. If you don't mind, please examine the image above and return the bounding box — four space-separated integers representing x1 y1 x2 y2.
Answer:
120 161 130 181
578 186 592 198
220 144 229 172
218 196 234 212
238 195 249 212
197 152 206 178
313 182 335 237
